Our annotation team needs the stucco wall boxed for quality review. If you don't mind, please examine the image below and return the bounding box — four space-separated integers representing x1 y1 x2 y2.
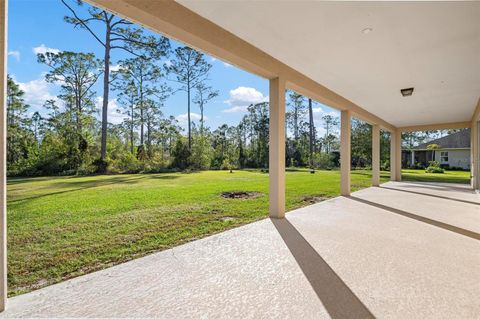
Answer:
435 149 470 169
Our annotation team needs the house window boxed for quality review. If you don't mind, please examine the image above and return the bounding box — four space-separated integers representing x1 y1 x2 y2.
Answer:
440 151 449 163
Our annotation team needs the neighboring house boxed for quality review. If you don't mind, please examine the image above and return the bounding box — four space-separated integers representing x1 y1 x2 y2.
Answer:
402 129 470 170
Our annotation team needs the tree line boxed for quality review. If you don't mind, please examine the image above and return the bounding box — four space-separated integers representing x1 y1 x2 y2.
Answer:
6 0 452 176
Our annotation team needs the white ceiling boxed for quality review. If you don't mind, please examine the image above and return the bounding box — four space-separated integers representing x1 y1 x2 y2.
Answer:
177 1 480 127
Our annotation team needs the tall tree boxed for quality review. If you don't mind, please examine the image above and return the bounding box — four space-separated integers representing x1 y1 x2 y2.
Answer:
287 91 307 140
6 75 28 128
62 0 170 162
193 82 218 133
144 98 164 155
6 76 32 165
38 51 102 133
169 47 212 149
31 111 43 143
114 79 137 154
322 114 339 153
248 102 269 168
351 118 372 167
113 56 168 148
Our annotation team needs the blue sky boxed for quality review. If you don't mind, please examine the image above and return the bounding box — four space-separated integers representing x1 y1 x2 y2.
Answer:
7 0 338 135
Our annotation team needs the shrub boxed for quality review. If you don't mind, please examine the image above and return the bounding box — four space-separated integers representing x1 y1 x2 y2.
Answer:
315 152 335 170
93 158 108 174
425 166 444 173
221 159 234 172
76 162 98 176
171 138 191 170
425 161 444 174
381 159 390 171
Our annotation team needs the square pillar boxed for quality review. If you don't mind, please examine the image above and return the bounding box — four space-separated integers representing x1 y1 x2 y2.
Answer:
0 0 7 311
390 129 402 181
340 110 351 195
269 77 286 218
372 124 380 186
471 121 478 189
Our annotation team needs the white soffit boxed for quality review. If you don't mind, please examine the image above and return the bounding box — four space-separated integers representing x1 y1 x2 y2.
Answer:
177 1 480 127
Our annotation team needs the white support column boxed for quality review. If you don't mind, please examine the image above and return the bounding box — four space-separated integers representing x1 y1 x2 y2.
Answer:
0 0 7 311
340 110 351 195
411 150 415 167
390 129 402 181
471 120 478 190
395 129 402 181
269 77 286 218
372 124 380 186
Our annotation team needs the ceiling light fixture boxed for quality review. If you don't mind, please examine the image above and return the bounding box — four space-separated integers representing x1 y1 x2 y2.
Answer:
401 87 414 97
362 27 373 34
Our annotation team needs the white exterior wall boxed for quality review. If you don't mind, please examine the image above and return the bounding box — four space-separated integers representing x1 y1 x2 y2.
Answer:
435 149 470 169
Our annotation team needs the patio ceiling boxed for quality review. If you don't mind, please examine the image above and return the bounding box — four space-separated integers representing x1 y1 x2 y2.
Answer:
178 1 480 127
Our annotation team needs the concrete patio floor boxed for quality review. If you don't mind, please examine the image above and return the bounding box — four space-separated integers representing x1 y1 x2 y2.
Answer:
2 181 479 318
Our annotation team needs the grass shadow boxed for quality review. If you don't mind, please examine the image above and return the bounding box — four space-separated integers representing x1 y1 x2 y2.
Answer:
8 175 147 203
146 175 180 180
7 177 52 185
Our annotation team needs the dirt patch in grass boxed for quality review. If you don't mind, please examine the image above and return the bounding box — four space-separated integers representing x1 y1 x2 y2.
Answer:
221 191 262 199
302 195 329 204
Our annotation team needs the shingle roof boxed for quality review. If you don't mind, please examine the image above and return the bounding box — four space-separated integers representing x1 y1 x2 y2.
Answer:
414 129 470 150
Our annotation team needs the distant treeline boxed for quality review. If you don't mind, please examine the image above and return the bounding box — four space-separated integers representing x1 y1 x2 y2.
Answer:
6 0 453 176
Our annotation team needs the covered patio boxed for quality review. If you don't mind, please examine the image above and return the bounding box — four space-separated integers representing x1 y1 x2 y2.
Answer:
1 181 479 318
0 0 479 316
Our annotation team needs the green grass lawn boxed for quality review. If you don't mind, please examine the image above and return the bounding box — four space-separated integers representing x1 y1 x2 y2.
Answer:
8 169 389 296
401 169 471 184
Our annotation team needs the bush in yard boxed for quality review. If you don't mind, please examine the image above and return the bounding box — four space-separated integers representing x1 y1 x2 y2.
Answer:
221 158 234 173
381 159 390 171
171 138 191 170
425 161 444 174
315 152 336 169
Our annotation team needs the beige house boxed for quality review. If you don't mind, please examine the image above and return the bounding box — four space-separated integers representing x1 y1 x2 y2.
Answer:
403 129 471 169
0 1 479 317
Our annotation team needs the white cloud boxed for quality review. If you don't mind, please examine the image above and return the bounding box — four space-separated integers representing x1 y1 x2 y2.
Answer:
8 51 20 61
223 106 250 113
95 97 124 125
311 106 339 136
32 44 60 55
210 57 217 62
16 75 57 108
176 112 204 122
223 86 268 113
110 64 122 72
312 106 338 119
223 62 232 67
175 112 206 130
163 59 172 67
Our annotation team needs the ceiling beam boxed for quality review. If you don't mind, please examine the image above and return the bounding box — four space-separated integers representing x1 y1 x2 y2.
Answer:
86 0 396 132
399 121 471 132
